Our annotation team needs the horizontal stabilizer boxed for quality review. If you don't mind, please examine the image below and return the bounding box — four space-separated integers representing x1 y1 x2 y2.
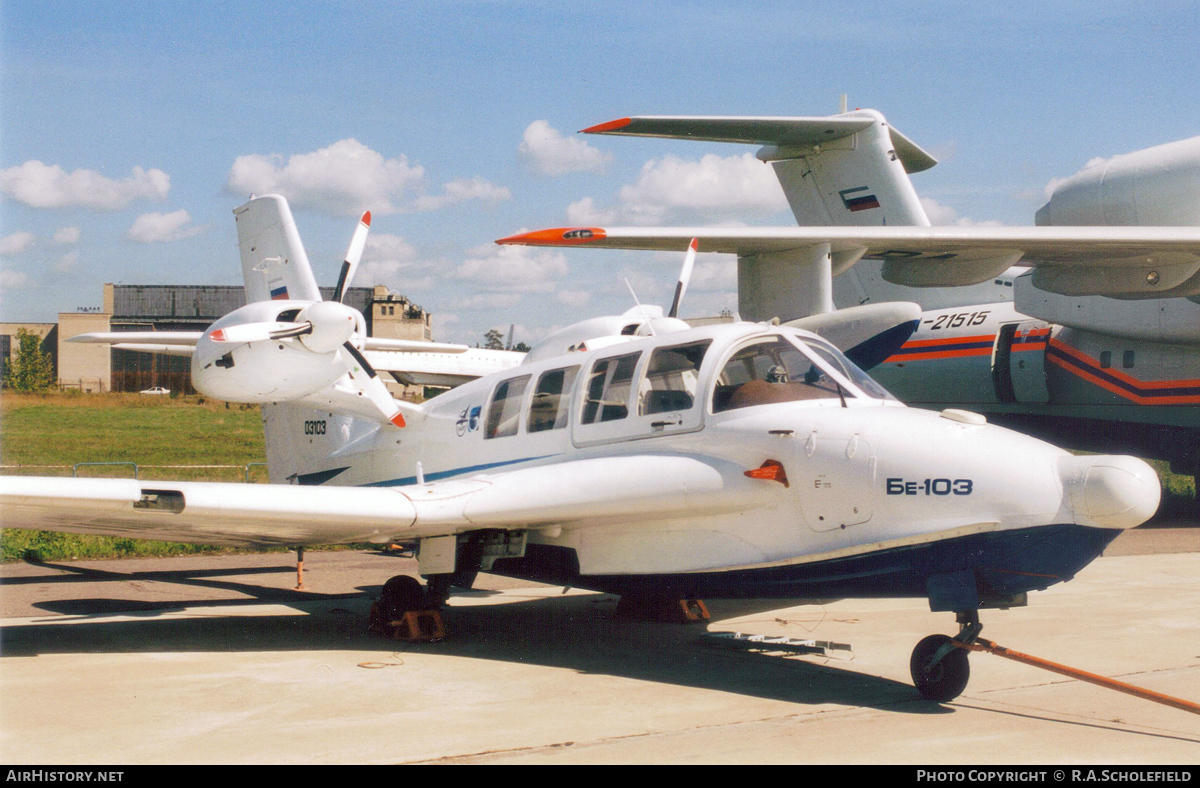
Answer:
583 114 937 174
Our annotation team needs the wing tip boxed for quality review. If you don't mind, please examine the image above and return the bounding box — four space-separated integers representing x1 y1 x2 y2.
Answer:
496 227 608 246
580 117 632 134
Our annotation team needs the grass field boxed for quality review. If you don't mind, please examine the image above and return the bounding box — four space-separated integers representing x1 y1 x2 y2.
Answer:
1 391 269 561
1 391 1196 562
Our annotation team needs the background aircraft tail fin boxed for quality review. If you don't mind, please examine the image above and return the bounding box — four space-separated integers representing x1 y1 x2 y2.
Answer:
233 194 323 304
584 109 934 227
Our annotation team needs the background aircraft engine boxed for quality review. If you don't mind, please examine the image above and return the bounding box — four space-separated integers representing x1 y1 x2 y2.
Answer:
1036 136 1200 227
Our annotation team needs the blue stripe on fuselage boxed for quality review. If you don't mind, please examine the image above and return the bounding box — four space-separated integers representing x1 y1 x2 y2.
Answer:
364 454 560 487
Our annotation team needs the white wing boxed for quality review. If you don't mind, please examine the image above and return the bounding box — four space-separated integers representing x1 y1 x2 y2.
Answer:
498 225 1200 298
0 455 769 547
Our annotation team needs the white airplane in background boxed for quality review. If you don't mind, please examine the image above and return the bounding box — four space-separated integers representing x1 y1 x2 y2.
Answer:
558 109 1200 483
0 193 1172 703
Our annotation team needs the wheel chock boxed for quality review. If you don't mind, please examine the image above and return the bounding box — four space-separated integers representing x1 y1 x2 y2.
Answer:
615 596 710 623
367 602 445 641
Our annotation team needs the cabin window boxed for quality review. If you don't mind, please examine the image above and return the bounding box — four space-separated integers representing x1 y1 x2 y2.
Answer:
528 366 579 433
712 337 850 413
1123 350 1136 369
639 340 712 415
1100 351 1112 369
582 352 640 424
484 374 530 439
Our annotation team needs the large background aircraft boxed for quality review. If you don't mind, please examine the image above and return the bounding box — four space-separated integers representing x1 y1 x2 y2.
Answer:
0 193 1170 702
525 109 1200 484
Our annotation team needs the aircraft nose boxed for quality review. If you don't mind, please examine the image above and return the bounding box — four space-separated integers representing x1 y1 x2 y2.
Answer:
1058 455 1160 529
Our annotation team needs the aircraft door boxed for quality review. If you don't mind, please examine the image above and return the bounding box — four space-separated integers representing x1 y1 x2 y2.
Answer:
992 321 1050 404
794 429 874 532
572 340 711 447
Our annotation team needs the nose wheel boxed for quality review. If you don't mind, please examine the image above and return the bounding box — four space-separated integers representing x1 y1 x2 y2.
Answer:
910 610 981 702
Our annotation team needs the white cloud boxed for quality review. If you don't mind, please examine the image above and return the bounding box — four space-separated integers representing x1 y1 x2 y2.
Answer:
1 161 169 210
573 152 787 225
53 226 81 245
53 251 80 274
227 140 510 217
0 270 31 288
410 177 511 212
519 120 613 177
227 139 425 216
125 209 206 243
556 289 592 308
455 292 523 310
920 197 1003 227
456 243 568 294
1 232 35 256
358 233 421 285
566 196 618 226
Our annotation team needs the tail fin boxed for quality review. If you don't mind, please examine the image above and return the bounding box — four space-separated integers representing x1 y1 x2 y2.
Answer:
233 194 323 303
583 109 935 227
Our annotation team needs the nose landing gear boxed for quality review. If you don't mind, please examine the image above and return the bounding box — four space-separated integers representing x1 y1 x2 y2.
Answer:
910 610 981 702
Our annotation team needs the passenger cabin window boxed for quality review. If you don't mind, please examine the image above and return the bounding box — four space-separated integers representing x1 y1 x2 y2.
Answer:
528 366 579 433
712 337 852 413
485 375 530 439
582 352 640 424
640 340 711 415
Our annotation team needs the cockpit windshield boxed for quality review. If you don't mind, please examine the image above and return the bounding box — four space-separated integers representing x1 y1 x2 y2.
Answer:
794 336 898 402
711 333 894 413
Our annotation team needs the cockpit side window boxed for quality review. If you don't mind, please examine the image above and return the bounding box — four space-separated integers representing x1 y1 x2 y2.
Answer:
528 365 579 433
712 337 852 413
485 374 531 438
639 340 711 416
582 352 640 424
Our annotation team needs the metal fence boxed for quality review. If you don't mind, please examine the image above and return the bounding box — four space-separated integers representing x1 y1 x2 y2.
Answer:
1 463 270 483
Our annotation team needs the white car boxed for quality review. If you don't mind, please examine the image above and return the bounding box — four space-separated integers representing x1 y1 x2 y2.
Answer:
139 386 170 395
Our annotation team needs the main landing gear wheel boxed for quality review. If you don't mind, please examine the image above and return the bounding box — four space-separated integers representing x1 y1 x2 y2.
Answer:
910 634 971 702
378 575 427 620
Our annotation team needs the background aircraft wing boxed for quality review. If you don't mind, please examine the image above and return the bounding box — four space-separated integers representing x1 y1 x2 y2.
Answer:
498 226 1200 297
0 455 768 548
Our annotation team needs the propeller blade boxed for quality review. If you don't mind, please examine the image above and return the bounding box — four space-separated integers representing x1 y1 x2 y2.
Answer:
208 322 309 344
332 211 371 303
341 342 406 428
667 237 698 319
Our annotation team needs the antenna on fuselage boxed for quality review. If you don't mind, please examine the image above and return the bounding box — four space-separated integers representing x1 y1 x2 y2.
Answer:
624 278 657 336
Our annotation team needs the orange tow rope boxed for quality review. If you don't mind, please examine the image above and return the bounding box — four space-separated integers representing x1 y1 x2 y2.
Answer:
956 637 1200 716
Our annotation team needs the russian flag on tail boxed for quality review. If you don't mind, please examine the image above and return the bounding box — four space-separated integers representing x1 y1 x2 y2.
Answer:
839 186 881 212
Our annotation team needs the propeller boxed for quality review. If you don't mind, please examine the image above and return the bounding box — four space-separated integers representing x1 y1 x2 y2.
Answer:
333 211 371 303
210 208 407 428
667 238 698 319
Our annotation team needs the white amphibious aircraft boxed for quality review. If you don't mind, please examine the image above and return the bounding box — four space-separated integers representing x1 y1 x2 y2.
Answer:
563 107 1200 481
0 194 1169 702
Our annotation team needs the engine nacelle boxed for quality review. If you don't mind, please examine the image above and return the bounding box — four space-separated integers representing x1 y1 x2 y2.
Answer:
1036 136 1200 227
191 300 356 403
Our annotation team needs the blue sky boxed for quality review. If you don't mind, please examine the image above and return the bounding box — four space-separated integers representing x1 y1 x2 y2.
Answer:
2 1 1197 345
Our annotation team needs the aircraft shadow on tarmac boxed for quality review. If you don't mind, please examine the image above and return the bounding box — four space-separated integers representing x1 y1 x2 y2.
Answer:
0 562 944 715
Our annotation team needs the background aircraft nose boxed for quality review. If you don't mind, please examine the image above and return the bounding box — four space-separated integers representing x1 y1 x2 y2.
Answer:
1059 455 1160 529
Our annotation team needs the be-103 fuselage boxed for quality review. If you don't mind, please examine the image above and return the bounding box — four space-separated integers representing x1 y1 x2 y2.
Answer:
289 320 1156 608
